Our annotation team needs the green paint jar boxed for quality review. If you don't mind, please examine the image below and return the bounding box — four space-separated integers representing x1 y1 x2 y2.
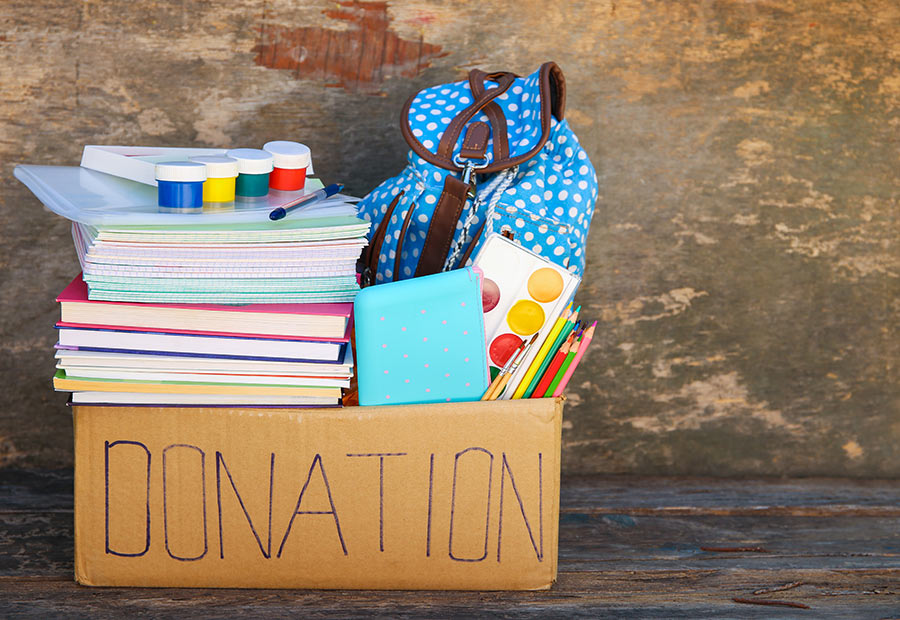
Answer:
226 148 274 198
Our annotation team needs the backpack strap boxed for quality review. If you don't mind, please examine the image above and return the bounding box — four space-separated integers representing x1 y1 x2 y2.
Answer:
401 62 566 174
467 70 510 163
359 190 403 286
414 175 470 277
433 72 516 165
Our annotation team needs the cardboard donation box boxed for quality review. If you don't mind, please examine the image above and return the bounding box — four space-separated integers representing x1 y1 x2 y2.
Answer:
73 398 563 590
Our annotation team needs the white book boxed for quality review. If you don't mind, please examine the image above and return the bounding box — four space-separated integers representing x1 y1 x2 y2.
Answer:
70 392 338 407
59 367 351 388
57 327 346 362
55 347 354 375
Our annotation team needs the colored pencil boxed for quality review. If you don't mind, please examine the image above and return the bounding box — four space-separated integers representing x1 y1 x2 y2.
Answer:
510 303 571 399
522 306 580 398
552 322 595 397
544 336 580 397
531 333 574 398
481 341 525 400
491 334 539 400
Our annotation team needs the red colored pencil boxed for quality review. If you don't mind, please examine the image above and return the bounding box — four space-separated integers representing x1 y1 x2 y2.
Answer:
530 332 574 398
552 322 595 397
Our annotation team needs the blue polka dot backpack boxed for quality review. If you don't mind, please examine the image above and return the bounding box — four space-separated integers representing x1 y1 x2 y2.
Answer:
358 62 598 285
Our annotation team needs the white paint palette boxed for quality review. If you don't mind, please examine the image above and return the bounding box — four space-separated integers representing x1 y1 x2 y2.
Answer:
472 234 580 398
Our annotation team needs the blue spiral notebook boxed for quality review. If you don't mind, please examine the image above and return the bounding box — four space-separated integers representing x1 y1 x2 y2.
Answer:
354 268 489 406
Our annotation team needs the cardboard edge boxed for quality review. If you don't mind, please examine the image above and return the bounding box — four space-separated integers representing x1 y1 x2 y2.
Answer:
73 407 92 586
549 396 563 587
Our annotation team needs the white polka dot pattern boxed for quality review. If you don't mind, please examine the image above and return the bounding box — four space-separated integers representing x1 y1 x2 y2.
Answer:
358 64 598 282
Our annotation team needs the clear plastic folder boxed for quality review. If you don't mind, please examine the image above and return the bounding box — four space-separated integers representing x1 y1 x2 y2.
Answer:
14 165 358 226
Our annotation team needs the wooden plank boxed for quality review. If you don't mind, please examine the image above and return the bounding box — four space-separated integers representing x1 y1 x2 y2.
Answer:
0 471 897 616
0 570 897 618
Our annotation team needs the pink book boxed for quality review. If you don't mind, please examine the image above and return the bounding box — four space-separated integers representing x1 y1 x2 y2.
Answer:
57 273 352 340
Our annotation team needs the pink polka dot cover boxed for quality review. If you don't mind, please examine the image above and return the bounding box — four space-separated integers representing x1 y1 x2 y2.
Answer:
354 267 490 406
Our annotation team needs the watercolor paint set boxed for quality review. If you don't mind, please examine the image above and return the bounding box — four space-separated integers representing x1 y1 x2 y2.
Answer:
472 234 582 400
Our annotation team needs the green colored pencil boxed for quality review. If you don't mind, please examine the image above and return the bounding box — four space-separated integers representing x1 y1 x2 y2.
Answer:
542 336 580 397
523 306 580 398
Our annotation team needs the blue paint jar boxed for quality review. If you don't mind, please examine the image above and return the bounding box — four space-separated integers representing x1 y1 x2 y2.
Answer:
155 161 207 209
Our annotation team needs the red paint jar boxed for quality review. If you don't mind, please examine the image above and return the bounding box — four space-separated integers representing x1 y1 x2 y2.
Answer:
263 141 311 191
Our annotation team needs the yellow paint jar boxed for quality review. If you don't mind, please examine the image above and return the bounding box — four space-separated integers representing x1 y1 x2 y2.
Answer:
190 156 239 203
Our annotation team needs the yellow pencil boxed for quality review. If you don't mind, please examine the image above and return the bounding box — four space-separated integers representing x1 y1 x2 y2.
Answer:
511 303 571 399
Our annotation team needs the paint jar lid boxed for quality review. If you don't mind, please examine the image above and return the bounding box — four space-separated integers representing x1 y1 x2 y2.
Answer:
226 148 274 174
155 161 207 183
189 155 239 178
263 141 311 169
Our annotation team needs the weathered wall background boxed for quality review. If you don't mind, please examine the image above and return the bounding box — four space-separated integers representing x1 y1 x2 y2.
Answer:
0 0 897 475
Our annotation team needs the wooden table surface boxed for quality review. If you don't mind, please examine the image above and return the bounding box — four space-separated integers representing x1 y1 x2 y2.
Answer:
0 471 897 617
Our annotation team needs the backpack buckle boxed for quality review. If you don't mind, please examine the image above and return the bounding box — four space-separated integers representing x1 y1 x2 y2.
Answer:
454 155 488 201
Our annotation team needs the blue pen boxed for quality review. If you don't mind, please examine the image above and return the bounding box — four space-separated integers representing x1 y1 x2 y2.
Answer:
269 183 344 221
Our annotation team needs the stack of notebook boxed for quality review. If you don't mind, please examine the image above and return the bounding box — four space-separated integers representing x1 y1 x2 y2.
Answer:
73 218 369 304
52 274 353 407
15 157 369 407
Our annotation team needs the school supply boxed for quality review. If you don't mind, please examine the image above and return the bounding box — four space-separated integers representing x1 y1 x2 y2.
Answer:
511 305 569 399
55 347 354 377
264 141 311 191
13 164 350 226
80 145 229 186
57 273 353 340
79 145 313 188
354 267 489 406
69 392 338 407
68 213 368 304
481 341 524 400
545 334 580 397
56 325 347 363
358 62 598 285
227 148 274 197
482 333 538 401
532 333 574 398
52 370 341 399
522 305 580 398
270 183 344 220
552 321 595 397
471 233 580 400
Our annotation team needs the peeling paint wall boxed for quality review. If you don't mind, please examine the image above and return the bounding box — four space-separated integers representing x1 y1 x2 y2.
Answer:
0 0 897 475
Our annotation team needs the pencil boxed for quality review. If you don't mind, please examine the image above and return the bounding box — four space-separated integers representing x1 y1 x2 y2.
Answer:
490 334 539 400
552 322 595 397
531 334 574 398
522 306 580 398
544 336 580 397
510 303 572 399
481 341 524 400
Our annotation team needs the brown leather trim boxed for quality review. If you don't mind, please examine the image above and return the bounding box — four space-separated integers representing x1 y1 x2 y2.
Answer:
435 72 516 163
415 175 469 277
468 71 509 163
454 216 488 269
393 198 418 281
400 62 567 174
460 121 490 160
362 191 403 282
